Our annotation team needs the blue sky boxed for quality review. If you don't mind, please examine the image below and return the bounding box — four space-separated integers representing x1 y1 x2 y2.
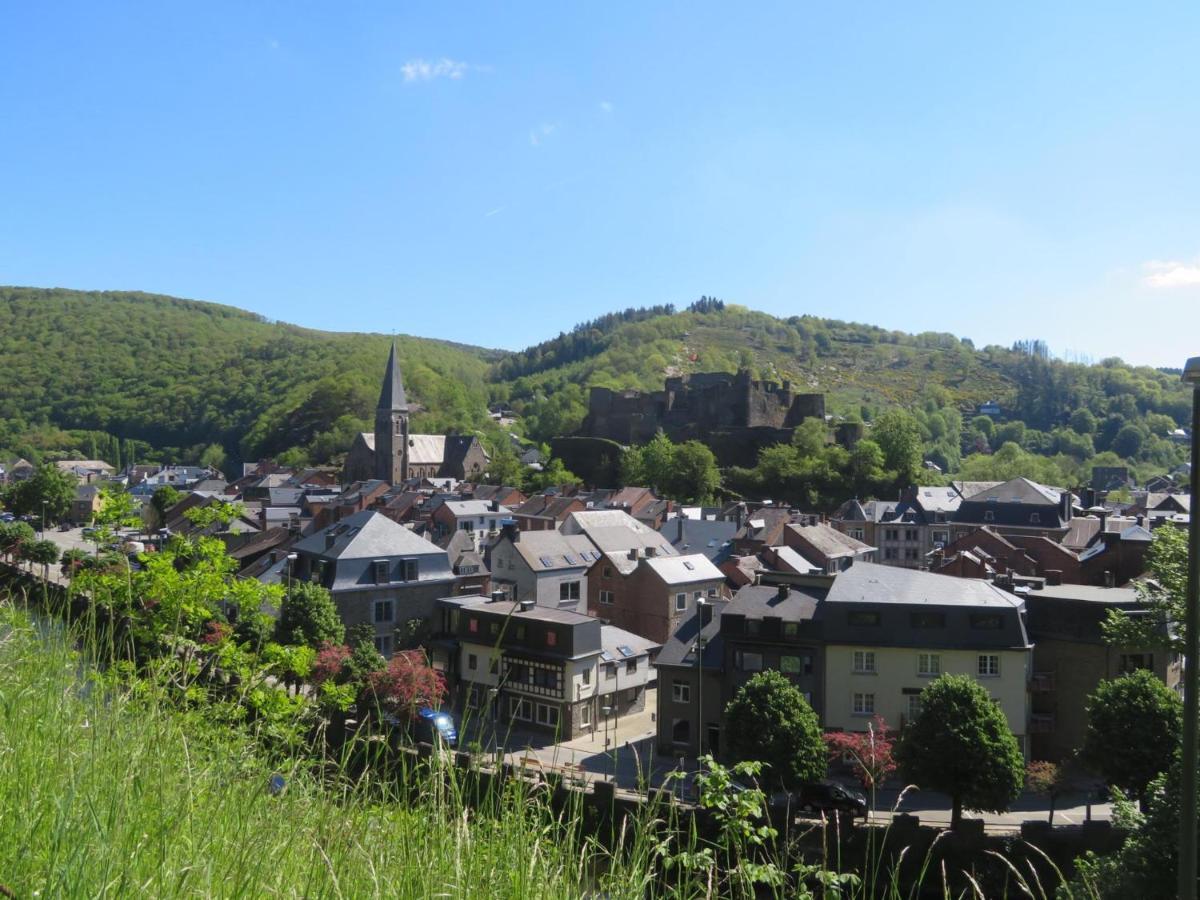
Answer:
2 2 1198 367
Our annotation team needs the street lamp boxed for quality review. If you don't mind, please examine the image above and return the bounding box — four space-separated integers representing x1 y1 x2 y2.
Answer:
286 552 298 595
41 499 48 540
601 704 614 777
1179 356 1200 900
694 597 707 760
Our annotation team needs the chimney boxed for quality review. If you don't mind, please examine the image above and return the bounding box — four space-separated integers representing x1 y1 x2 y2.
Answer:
1136 515 1145 528
325 532 337 550
627 548 638 561
677 516 685 543
774 584 790 604
502 522 519 544
645 546 657 558
1045 569 1063 586
489 500 500 513
490 589 507 603
519 599 535 612
699 602 713 628
1084 488 1097 508
1059 491 1072 523
1099 509 1109 531
1104 570 1115 589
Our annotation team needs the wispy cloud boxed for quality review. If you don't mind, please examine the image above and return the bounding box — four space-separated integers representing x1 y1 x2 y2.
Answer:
402 58 472 83
598 100 613 113
529 123 558 147
1143 258 1200 288
484 206 505 218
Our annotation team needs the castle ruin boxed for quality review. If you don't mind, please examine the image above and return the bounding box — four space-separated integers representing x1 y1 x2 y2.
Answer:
579 370 826 466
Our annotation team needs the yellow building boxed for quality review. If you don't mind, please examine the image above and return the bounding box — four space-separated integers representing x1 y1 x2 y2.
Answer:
821 563 1031 754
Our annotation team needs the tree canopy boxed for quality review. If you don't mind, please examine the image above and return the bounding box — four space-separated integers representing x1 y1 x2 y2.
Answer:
723 670 826 789
1082 669 1181 800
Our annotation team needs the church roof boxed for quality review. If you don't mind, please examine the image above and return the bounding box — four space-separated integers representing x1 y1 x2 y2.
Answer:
377 341 408 411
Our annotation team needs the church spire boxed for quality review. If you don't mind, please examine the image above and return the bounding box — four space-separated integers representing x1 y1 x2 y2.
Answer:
377 340 408 411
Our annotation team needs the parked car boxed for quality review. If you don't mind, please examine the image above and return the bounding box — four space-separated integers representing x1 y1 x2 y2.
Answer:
0 512 15 522
795 782 868 820
412 707 458 749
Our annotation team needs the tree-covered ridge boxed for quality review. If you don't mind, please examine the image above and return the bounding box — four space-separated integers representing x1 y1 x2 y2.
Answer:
0 287 498 469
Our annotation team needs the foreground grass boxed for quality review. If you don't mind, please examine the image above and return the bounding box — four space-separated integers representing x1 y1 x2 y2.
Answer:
0 607 633 899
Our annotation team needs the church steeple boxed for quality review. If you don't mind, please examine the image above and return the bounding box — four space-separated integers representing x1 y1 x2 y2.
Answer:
377 340 408 411
374 341 409 484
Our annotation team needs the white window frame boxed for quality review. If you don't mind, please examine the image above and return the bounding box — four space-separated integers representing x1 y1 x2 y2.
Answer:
675 592 687 612
535 703 559 727
373 599 394 624
599 590 615 605
917 653 940 677
852 692 875 715
672 680 691 703
907 694 923 720
978 654 1000 677
852 650 876 674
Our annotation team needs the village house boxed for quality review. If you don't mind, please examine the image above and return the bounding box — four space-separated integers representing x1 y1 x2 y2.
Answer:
430 499 513 551
782 522 876 573
289 510 459 656
486 526 600 611
949 477 1076 543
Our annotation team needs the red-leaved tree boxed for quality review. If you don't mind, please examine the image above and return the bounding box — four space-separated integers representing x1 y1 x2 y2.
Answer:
823 715 896 792
311 642 352 685
365 649 446 720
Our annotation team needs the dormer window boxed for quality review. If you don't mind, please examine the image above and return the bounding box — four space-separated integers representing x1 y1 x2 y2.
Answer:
373 559 390 584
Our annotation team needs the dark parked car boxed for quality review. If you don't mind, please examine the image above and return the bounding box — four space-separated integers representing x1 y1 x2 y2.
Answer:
413 707 458 748
795 782 868 820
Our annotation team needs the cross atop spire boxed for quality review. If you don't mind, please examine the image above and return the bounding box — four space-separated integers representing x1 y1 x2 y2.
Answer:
377 340 408 411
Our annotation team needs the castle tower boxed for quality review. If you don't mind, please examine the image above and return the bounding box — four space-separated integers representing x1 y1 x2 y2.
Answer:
374 341 409 484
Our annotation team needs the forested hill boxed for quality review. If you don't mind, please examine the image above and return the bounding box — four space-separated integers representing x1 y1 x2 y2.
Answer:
494 300 1193 485
0 287 1192 485
0 287 497 469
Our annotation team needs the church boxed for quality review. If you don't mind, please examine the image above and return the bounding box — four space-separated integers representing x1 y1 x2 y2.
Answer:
342 343 490 484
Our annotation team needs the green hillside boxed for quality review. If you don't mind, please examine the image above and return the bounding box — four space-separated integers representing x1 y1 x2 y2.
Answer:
0 287 1191 485
0 287 498 470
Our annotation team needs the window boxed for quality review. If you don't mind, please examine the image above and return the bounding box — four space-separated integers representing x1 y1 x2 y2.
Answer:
372 559 390 585
535 703 559 727
1030 513 1041 525
848 611 880 627
546 630 558 648
599 590 615 605
850 528 865 540
675 592 687 612
780 655 802 675
907 695 923 720
707 587 718 599
693 590 703 603
626 658 638 674
579 705 591 727
402 559 419 581
736 651 763 672
604 662 616 679
460 521 474 532
917 653 940 677
559 581 581 602
852 692 875 715
904 548 919 561
783 621 799 637
683 561 695 571
884 528 899 541
374 634 393 656
468 617 479 634
672 680 691 703
514 624 526 641
983 510 995 523
1119 653 1154 674
467 653 478 670
978 654 1000 677
509 697 533 721
932 532 948 546
969 613 1003 630
489 621 500 636
671 719 691 745
582 668 591 686
852 650 876 673
910 611 945 628
745 618 760 636
373 599 394 623
905 528 919 541
603 566 613 578
884 548 898 560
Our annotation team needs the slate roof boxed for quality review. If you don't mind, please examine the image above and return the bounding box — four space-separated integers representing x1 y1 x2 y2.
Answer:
1026 583 1140 605
441 499 510 519
641 553 724 585
769 545 821 574
823 563 1030 649
377 341 408 411
654 601 728 670
725 583 823 621
294 509 445 560
657 517 737 563
786 523 874 559
506 530 600 572
600 624 659 658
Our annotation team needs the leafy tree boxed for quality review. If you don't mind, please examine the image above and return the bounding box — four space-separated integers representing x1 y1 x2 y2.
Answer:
1070 408 1098 435
151 485 183 519
1025 760 1067 824
2 464 76 522
21 538 61 582
525 457 581 492
870 409 923 485
344 622 386 684
1102 525 1188 654
274 581 345 649
847 440 886 497
364 650 447 722
0 521 36 564
1082 670 1181 801
59 547 89 580
896 674 1024 827
970 415 995 442
665 441 721 504
992 420 1027 449
724 670 826 789
823 714 895 795
1113 423 1146 458
482 441 527 489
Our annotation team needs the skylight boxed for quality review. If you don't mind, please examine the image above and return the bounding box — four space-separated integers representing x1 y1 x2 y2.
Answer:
617 645 635 657
538 556 554 568
683 561 695 570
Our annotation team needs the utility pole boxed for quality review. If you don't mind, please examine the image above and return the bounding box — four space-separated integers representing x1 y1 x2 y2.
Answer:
695 598 707 761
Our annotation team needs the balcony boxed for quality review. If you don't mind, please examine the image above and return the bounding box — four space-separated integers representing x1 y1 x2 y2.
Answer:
1029 672 1056 693
1030 713 1056 734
